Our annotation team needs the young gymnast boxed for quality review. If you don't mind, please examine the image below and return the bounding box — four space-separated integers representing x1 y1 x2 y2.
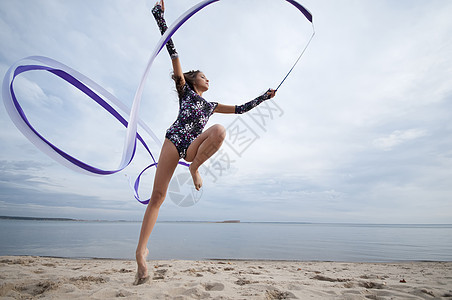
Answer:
135 0 276 284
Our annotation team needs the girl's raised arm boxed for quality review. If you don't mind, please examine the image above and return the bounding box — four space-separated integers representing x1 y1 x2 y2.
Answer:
152 0 185 87
171 57 184 87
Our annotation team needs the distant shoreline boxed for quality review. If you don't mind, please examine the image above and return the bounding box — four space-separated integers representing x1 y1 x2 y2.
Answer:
0 216 133 222
212 220 240 223
1 216 451 226
0 216 243 224
0 216 77 222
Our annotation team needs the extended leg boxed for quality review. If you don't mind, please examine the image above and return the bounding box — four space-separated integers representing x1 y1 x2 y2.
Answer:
135 139 180 284
185 124 226 190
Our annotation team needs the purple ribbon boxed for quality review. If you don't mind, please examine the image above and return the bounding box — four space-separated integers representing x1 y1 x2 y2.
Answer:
2 0 313 205
10 65 152 174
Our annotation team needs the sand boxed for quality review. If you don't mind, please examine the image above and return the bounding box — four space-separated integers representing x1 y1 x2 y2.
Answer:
0 256 451 299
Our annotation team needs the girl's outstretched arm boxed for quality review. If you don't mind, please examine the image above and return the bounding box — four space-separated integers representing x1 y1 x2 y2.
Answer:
152 0 185 87
214 89 276 114
171 57 184 87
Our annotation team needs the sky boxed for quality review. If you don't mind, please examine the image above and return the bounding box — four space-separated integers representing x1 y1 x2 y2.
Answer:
0 0 451 223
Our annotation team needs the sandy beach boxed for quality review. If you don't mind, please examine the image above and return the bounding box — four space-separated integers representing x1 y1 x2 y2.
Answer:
0 256 451 299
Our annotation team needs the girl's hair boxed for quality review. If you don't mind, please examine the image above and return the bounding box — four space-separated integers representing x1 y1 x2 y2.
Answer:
172 70 201 98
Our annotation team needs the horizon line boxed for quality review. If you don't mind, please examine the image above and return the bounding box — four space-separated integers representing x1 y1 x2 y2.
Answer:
1 216 451 226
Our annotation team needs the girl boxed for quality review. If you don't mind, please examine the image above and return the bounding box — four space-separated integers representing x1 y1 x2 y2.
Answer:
135 0 276 284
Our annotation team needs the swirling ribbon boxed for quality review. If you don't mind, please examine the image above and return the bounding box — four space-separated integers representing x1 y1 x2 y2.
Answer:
2 0 313 204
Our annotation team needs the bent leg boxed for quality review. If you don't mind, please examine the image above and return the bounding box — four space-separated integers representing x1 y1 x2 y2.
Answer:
185 124 226 190
135 139 180 281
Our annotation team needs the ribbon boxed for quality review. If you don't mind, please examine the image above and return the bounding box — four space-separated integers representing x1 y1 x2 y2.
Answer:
2 0 314 205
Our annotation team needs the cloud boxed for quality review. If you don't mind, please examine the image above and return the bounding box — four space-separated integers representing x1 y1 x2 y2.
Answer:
372 129 427 151
0 160 50 172
1 0 452 223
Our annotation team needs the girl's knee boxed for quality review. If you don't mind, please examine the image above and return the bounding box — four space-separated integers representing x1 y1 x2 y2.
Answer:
149 190 166 208
212 124 226 140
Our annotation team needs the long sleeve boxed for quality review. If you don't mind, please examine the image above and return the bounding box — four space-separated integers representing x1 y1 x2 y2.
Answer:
235 90 272 114
152 4 178 59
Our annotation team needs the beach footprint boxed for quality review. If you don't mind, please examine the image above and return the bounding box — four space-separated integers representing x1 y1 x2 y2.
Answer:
171 286 211 299
265 288 296 299
204 282 224 291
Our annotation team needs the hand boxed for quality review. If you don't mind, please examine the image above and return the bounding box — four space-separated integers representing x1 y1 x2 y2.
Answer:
266 89 276 99
155 0 165 12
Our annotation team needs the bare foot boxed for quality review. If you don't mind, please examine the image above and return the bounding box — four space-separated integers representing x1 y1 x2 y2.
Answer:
189 164 203 191
134 248 149 285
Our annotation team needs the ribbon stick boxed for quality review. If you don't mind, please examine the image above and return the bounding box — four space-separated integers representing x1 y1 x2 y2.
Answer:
275 25 315 91
2 0 314 205
276 0 315 91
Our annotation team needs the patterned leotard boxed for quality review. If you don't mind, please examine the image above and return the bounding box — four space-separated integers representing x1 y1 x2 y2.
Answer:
166 83 218 159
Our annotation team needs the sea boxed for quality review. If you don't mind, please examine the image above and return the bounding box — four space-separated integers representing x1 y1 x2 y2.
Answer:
0 218 451 262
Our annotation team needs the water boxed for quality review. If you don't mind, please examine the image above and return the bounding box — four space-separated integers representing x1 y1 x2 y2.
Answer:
0 219 451 262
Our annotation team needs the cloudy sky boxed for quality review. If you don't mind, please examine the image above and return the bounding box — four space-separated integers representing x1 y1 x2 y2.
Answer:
1 0 451 223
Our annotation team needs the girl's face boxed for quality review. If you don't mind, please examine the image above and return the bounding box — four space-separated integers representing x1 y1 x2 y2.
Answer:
194 72 209 92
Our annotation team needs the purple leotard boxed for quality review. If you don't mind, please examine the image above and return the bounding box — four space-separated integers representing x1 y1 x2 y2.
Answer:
165 83 218 158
